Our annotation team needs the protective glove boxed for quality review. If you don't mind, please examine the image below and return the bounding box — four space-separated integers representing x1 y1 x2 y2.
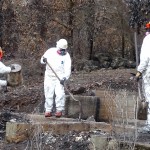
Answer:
43 57 47 63
10 65 15 71
60 77 66 85
135 71 142 82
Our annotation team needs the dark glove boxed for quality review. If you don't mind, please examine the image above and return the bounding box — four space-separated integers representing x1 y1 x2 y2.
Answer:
43 57 47 63
10 65 15 71
60 77 66 85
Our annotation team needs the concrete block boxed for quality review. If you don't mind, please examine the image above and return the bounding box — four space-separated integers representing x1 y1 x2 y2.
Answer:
5 116 112 143
95 90 147 121
65 95 100 121
91 135 108 150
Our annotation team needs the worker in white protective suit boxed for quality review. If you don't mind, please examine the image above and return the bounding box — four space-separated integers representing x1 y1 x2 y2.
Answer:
0 47 15 91
136 22 150 124
40 39 71 117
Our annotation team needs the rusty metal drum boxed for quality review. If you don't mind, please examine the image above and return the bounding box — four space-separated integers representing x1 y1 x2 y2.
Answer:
7 64 23 86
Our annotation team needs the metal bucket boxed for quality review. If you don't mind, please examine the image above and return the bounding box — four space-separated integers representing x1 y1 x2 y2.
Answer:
7 64 23 86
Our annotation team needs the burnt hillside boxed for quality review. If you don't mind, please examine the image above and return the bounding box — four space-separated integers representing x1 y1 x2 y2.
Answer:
0 0 143 69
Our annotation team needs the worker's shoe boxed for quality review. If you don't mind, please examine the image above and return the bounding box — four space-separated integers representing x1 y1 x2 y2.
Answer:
55 112 62 117
45 112 52 117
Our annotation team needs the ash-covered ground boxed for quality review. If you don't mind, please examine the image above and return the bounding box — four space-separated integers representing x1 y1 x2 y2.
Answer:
1 62 150 149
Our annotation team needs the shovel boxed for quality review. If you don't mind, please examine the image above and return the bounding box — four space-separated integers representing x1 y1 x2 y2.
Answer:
130 73 148 120
46 60 82 120
137 79 148 120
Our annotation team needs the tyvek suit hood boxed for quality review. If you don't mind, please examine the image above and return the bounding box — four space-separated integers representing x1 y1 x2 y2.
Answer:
56 39 68 49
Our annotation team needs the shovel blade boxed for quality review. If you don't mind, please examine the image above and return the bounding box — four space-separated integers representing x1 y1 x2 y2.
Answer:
137 101 149 120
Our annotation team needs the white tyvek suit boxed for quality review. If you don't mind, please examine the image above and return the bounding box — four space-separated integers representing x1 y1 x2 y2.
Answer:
0 61 11 86
40 47 71 113
137 34 150 123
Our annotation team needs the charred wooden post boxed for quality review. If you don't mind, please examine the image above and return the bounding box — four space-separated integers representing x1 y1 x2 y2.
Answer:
7 64 23 86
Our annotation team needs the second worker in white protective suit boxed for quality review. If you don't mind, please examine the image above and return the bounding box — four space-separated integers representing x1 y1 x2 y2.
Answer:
40 39 71 117
136 22 150 123
0 47 15 92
